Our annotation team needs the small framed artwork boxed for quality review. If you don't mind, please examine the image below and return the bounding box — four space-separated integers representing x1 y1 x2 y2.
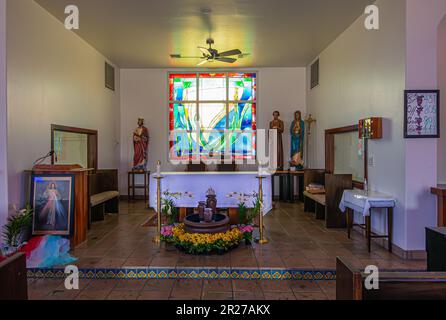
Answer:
30 174 75 236
404 90 440 138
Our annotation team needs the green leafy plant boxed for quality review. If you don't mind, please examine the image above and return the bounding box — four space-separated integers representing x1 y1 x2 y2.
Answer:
2 204 33 247
238 202 248 224
161 190 181 225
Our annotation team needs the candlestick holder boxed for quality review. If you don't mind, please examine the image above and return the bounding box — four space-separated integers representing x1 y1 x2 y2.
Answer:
153 164 164 244
255 175 268 245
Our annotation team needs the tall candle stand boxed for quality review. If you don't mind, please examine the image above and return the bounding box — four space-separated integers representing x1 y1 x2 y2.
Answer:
255 175 268 244
153 161 163 244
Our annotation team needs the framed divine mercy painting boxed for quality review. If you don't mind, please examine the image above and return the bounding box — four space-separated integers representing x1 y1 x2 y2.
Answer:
404 90 440 138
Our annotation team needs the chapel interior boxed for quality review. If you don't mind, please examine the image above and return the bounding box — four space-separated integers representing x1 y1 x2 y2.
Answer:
1 0 446 301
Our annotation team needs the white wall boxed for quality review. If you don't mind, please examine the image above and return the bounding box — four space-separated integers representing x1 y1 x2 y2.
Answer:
404 0 446 250
0 0 8 235
7 0 120 208
119 68 306 194
439 16 446 184
306 0 408 249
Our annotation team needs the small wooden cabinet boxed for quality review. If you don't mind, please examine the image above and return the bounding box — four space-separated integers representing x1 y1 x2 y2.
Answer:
359 117 382 139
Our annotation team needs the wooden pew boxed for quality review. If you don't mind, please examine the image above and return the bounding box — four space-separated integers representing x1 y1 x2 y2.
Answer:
303 170 352 228
88 169 119 227
336 257 446 300
0 253 28 300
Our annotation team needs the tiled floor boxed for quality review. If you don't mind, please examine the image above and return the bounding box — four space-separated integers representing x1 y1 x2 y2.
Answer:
69 201 426 271
27 200 427 300
27 278 336 300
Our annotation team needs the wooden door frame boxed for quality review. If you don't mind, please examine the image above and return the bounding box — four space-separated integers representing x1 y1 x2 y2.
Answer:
51 124 98 170
325 124 367 189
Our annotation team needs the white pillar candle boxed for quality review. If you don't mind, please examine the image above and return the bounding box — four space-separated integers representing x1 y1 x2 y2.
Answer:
156 161 161 176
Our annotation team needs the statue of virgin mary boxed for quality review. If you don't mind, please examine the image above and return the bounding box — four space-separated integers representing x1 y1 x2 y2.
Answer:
290 111 305 169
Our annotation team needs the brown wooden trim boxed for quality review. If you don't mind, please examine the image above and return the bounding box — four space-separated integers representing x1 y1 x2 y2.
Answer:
51 124 98 170
325 124 367 189
325 124 359 135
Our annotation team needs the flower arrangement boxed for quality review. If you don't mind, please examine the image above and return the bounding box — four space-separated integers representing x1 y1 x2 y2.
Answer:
2 204 33 248
238 224 255 243
227 191 262 225
163 224 243 255
161 190 194 225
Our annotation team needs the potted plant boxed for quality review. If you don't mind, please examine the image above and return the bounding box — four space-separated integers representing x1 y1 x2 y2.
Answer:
161 191 180 225
2 204 33 253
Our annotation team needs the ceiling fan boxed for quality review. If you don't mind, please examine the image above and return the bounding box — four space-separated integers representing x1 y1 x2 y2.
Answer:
170 38 248 66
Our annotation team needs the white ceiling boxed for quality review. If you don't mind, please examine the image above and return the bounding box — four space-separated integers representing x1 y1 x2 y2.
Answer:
35 0 370 68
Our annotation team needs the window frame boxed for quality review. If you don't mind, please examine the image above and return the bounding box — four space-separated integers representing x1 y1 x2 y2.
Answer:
168 71 257 161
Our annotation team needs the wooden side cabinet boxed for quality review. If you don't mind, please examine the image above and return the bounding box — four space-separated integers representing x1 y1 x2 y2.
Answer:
0 253 28 300
431 185 446 227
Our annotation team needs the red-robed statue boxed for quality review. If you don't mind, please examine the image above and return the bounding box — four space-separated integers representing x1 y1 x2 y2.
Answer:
133 118 149 171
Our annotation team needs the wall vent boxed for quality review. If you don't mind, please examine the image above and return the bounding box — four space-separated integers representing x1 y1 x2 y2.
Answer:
105 62 115 91
310 59 319 89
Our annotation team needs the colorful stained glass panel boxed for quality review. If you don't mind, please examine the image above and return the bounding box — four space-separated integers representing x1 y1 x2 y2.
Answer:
229 75 256 101
199 77 226 101
172 103 197 130
229 103 255 131
169 74 197 101
199 103 226 130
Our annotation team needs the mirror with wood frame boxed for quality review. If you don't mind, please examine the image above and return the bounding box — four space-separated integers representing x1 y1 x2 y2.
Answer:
51 124 98 170
325 125 367 189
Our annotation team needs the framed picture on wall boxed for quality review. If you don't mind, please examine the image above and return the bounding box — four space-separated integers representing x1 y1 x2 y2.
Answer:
404 90 440 138
30 174 75 236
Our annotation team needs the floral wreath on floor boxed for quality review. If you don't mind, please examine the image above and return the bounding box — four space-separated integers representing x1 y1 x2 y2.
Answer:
161 224 254 255
159 190 258 255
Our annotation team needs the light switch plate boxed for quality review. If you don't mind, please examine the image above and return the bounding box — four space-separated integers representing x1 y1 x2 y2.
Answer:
368 155 374 167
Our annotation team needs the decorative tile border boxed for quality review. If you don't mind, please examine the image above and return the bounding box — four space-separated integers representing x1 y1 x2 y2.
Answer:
27 267 336 281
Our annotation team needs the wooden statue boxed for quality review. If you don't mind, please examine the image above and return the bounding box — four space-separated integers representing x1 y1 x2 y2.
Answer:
290 111 305 169
270 111 284 170
133 118 149 171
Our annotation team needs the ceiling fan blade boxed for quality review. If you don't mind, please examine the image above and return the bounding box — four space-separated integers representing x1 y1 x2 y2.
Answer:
198 47 211 57
216 57 237 63
218 49 242 57
196 59 208 66
170 54 203 59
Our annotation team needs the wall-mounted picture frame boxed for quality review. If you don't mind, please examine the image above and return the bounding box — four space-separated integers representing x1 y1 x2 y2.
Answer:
404 90 440 138
30 174 75 236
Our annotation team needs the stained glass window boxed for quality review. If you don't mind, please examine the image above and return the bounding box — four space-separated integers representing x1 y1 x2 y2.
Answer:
169 72 257 161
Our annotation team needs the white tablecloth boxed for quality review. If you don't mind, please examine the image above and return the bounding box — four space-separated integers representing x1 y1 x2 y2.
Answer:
339 189 396 216
149 172 272 215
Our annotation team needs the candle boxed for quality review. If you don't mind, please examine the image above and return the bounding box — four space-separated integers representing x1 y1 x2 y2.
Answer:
258 165 262 176
156 161 161 177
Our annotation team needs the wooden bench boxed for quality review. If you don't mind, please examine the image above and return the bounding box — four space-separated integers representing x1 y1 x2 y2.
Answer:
303 191 326 220
336 257 446 300
0 253 28 300
303 170 352 228
89 169 119 227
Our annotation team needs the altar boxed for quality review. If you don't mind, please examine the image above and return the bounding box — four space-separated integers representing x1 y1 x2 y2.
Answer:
149 172 272 217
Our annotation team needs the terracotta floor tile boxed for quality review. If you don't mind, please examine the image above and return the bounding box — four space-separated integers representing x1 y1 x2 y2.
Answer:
233 291 265 300
138 291 171 300
232 280 262 292
289 280 323 293
263 291 296 300
143 279 175 292
113 279 147 291
293 291 328 300
259 280 292 293
203 279 233 292
106 290 141 300
202 291 234 300
76 289 112 300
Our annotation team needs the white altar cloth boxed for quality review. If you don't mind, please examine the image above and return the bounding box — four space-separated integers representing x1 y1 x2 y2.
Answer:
339 189 396 216
149 172 272 215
